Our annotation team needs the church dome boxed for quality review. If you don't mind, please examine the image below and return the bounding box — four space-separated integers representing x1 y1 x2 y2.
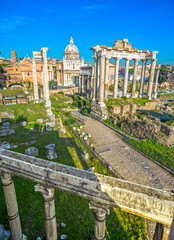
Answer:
64 36 79 59
65 36 79 53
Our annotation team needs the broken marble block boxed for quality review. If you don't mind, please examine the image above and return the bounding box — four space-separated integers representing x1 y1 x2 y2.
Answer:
25 147 39 157
1 122 10 129
46 122 54 131
20 121 27 126
45 144 57 160
37 119 44 124
0 224 11 240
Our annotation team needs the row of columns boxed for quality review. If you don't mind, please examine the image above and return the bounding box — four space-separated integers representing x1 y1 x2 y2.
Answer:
79 74 92 99
0 172 110 240
92 55 157 103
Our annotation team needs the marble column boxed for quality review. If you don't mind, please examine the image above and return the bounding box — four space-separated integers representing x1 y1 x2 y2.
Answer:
147 58 156 99
93 57 98 101
96 61 99 100
123 58 130 97
139 59 147 98
41 48 50 103
87 76 90 98
99 56 105 104
81 75 84 94
131 59 139 98
32 57 39 103
89 202 109 240
79 75 82 94
154 69 160 99
1 173 26 240
113 57 120 99
35 184 57 240
104 57 109 100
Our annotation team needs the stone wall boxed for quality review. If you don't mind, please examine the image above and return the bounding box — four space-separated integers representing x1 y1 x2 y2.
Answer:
109 102 158 116
112 114 174 145
49 87 79 96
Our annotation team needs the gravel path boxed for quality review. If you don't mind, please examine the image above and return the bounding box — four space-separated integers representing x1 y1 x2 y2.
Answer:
81 115 174 192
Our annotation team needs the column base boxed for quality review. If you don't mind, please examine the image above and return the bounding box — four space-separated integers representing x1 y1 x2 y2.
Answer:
90 102 107 120
34 98 39 103
21 234 27 240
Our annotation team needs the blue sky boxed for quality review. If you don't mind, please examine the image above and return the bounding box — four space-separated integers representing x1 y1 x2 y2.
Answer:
0 0 174 64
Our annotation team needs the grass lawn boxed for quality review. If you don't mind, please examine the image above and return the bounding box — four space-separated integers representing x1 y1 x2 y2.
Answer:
105 97 153 108
0 95 146 240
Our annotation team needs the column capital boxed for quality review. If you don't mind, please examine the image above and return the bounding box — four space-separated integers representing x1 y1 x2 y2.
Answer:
89 201 110 216
124 58 131 62
114 57 121 61
35 184 54 201
141 59 148 63
0 172 13 185
151 58 157 62
132 58 139 62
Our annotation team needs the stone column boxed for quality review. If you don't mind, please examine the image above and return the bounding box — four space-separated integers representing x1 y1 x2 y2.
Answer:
87 76 90 98
93 57 98 101
32 57 39 103
104 57 109 100
35 184 57 240
89 202 109 240
79 74 82 94
113 57 120 99
131 59 139 98
153 69 160 99
1 173 26 240
81 75 84 94
123 58 130 97
147 58 156 99
99 56 105 104
139 59 147 98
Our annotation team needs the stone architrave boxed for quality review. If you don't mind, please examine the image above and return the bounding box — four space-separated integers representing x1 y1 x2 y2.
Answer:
123 58 130 97
35 185 57 240
139 59 147 98
131 59 139 98
154 69 160 99
147 58 157 99
113 57 120 99
32 57 39 103
89 201 110 240
98 56 105 104
0 173 26 240
104 57 109 100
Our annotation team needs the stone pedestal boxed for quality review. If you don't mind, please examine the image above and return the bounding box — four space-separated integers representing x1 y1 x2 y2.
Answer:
45 144 57 160
89 202 109 240
90 102 107 120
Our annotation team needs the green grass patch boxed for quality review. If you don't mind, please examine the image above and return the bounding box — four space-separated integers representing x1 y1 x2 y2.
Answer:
105 97 152 108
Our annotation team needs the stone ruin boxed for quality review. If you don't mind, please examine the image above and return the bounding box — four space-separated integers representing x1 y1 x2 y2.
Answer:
0 149 174 240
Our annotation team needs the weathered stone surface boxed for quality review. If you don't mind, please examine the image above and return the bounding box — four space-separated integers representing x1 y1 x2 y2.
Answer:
91 102 107 120
0 142 11 150
0 150 174 225
60 235 67 239
0 224 11 240
20 121 27 126
25 147 39 157
0 112 15 122
1 122 10 129
45 144 57 160
45 122 54 131
37 119 43 124
0 129 15 137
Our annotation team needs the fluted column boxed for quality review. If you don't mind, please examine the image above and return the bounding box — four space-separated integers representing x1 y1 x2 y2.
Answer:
131 59 139 98
154 69 160 99
89 202 109 240
123 58 130 97
99 56 105 104
147 58 157 99
139 59 147 98
93 56 98 101
41 48 50 103
104 57 109 100
1 173 26 240
95 59 99 100
87 76 90 98
113 57 120 99
32 57 39 103
35 184 57 240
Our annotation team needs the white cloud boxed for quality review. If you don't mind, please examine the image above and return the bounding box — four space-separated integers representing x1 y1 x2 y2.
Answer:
0 15 32 33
